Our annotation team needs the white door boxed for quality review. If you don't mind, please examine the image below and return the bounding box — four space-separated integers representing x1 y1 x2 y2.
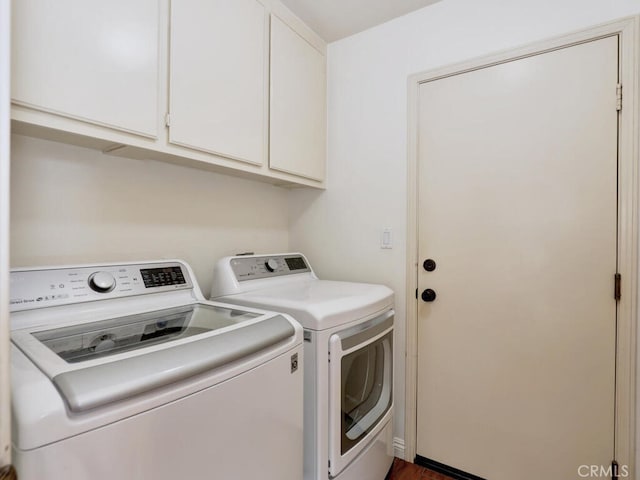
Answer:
416 36 618 480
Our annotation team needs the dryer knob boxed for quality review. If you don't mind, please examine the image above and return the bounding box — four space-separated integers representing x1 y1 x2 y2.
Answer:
88 271 116 293
265 259 279 272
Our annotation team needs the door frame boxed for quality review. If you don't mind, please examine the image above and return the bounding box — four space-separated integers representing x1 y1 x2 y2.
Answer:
405 16 640 474
0 0 11 472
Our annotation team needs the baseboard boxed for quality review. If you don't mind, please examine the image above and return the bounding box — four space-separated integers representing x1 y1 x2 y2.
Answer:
393 437 405 460
414 455 487 480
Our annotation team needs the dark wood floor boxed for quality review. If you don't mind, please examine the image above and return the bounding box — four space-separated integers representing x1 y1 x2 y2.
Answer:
387 458 455 480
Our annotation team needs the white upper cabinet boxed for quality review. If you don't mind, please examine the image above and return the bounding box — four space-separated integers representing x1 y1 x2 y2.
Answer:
169 0 267 165
11 0 159 138
10 0 326 187
270 15 326 181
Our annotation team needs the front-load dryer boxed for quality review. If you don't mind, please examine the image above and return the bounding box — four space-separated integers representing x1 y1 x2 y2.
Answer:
10 260 303 480
210 253 394 480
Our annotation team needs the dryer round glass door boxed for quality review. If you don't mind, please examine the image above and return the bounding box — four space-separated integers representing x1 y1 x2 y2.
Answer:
328 310 394 476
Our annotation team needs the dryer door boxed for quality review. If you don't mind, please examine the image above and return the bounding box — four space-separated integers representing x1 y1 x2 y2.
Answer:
328 310 394 477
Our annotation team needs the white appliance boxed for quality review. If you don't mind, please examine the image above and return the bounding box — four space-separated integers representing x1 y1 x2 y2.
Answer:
10 260 303 480
211 253 394 480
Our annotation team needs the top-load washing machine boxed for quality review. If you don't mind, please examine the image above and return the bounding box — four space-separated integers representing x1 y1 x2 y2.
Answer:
210 253 394 480
10 259 303 480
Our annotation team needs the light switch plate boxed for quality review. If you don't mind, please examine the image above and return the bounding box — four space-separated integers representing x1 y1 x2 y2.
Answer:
381 228 393 249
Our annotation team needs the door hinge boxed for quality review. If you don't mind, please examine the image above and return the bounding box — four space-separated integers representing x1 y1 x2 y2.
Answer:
165 113 171 127
616 84 622 111
612 459 619 480
614 273 621 301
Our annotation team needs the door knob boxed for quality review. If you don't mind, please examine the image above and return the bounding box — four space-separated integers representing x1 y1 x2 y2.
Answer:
423 259 436 271
421 289 437 302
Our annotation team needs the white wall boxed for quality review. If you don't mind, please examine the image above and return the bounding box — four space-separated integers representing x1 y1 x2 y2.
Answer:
288 0 640 457
11 134 290 295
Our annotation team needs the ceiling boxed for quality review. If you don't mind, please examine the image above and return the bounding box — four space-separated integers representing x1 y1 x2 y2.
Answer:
280 0 442 42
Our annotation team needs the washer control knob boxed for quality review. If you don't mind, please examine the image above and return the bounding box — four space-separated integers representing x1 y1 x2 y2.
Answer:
88 271 116 293
265 259 279 272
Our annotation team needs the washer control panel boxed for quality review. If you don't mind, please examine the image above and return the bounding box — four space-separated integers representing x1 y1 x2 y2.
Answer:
10 261 193 312
230 255 310 282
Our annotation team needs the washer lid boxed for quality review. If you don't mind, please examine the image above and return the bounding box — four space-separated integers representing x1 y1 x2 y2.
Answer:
12 303 295 413
31 304 259 364
220 279 394 330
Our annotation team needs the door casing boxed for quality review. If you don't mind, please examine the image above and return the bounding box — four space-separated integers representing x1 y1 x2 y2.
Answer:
405 15 640 475
0 0 11 471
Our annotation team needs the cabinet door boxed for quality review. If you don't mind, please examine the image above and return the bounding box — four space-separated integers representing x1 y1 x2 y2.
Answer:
11 0 159 138
270 15 326 181
169 0 266 166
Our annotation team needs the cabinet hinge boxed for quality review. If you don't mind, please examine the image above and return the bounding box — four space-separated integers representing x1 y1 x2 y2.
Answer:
614 273 621 301
616 84 622 111
165 113 171 127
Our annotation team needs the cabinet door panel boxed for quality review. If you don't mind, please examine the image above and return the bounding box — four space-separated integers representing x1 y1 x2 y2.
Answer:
270 15 326 181
11 0 159 137
169 0 266 165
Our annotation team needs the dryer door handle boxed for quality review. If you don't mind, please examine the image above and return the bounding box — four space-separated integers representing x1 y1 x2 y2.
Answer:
335 309 394 352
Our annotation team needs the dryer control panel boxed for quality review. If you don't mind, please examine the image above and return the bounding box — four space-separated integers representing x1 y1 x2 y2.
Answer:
230 254 311 282
10 261 193 312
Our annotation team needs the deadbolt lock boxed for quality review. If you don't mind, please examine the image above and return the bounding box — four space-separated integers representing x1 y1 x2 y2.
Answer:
423 259 436 271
